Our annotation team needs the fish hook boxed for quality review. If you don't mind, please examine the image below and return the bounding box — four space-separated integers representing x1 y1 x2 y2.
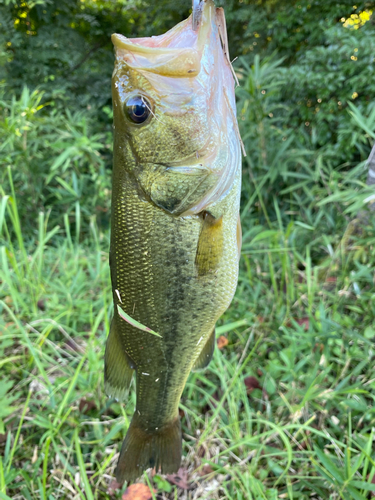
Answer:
192 0 204 31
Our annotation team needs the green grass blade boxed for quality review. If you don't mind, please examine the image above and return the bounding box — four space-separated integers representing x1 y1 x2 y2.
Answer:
74 430 94 500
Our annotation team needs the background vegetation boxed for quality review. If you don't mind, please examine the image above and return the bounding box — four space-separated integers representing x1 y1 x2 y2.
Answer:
1 0 375 498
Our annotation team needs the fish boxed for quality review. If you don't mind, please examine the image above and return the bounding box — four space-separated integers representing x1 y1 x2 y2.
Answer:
105 0 242 484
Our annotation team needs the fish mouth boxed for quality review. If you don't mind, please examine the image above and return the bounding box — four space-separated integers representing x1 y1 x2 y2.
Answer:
111 1 216 78
112 1 242 216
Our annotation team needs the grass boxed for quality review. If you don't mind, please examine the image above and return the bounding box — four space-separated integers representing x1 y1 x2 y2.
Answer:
1 156 375 500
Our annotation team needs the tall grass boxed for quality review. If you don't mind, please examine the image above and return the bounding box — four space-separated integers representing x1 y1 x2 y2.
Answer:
1 60 375 499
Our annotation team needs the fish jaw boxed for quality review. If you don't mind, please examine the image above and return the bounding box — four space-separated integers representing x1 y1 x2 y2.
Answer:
111 1 215 77
111 0 241 216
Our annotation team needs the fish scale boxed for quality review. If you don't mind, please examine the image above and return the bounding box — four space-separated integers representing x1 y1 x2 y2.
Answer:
105 0 242 483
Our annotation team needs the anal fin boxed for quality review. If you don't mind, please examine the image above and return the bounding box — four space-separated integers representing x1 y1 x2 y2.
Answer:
193 328 215 371
104 319 135 401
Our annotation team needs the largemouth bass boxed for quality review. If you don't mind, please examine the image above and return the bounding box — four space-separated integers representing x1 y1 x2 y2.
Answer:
105 0 242 483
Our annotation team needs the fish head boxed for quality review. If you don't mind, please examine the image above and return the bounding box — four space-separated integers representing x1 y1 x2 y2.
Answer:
112 0 241 215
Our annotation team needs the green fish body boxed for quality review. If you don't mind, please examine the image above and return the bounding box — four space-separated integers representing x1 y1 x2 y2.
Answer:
105 0 242 483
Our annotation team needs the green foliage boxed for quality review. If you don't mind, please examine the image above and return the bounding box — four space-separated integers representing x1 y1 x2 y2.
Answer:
1 0 375 498
0 87 111 235
153 475 173 493
282 21 375 161
1 0 192 109
1 183 375 498
229 1 375 164
0 378 18 435
231 1 373 58
2 0 375 185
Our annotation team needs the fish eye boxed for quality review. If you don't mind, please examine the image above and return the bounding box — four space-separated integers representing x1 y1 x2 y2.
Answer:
124 95 152 124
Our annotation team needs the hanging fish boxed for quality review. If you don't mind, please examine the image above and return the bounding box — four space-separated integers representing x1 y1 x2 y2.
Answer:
106 0 243 483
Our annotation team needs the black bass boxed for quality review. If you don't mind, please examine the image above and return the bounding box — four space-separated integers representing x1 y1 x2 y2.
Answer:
105 0 242 483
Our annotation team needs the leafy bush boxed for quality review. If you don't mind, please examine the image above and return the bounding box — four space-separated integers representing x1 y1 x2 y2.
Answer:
0 87 111 237
282 21 375 163
1 1 375 499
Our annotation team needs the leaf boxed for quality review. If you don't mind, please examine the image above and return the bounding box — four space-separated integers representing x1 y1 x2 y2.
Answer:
345 485 368 500
107 479 121 496
49 147 74 173
250 230 279 244
198 464 214 477
122 483 155 500
294 221 315 230
74 430 95 500
287 317 310 330
350 479 375 492
244 376 261 393
314 446 344 483
78 398 97 414
117 304 162 337
348 102 375 139
0 377 19 427
216 335 229 349
364 326 375 339
296 317 310 330
325 277 337 283
0 492 13 500
153 474 172 493
166 468 192 490
216 319 247 335
55 176 79 197
265 376 277 395
37 299 46 310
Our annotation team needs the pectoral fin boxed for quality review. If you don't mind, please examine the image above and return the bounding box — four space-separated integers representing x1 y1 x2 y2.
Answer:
192 328 215 371
195 212 224 276
104 319 135 401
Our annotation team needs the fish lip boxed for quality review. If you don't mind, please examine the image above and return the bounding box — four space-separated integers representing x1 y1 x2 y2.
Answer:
111 33 181 54
111 2 216 77
111 1 216 54
112 33 201 77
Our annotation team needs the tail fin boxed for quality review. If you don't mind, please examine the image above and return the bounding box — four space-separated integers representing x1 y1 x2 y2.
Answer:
116 414 182 484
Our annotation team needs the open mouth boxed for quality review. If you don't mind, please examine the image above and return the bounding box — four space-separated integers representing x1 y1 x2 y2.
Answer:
111 1 216 78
